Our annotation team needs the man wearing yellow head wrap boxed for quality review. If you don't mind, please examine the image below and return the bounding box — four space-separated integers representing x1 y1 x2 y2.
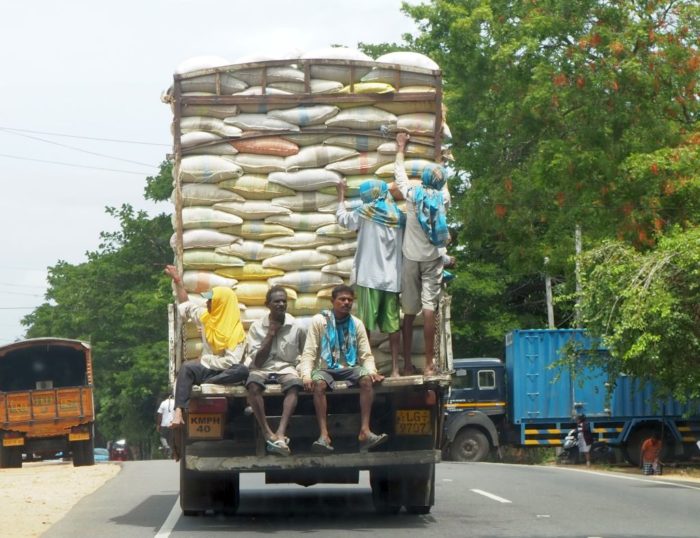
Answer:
165 265 248 429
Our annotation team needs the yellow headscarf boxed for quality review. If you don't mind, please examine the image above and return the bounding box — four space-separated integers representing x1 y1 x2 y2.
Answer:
199 287 245 354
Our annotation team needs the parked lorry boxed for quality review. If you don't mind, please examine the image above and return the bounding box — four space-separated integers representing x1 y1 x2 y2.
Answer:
0 338 96 467
443 329 700 465
166 53 452 516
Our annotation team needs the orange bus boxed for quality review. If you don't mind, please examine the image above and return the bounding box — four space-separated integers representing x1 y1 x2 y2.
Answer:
0 338 95 468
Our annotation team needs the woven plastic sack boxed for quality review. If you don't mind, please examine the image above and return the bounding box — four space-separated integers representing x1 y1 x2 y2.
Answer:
180 117 243 138
316 223 356 239
214 264 284 280
321 256 354 278
181 132 222 149
302 47 372 84
263 232 341 249
179 184 245 206
262 250 338 271
337 82 395 94
178 155 244 183
182 270 238 293
213 201 292 220
325 107 397 130
271 192 338 212
268 169 343 192
232 66 305 86
284 146 358 169
375 159 438 179
268 105 339 127
230 137 299 157
283 133 334 146
317 198 362 214
224 114 300 133
377 141 435 159
317 240 358 257
265 212 336 231
182 249 245 270
325 152 393 175
181 103 240 119
233 281 271 306
287 293 329 316
395 113 436 136
172 229 240 250
180 73 248 94
215 240 289 261
269 271 343 293
220 221 295 240
184 338 203 360
376 51 439 70
178 207 243 229
269 79 343 94
323 135 384 152
183 142 238 156
319 175 377 196
219 175 295 200
231 154 289 174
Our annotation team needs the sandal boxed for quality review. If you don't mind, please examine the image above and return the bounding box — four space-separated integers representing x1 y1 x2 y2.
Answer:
266 438 291 456
359 432 388 453
311 437 334 453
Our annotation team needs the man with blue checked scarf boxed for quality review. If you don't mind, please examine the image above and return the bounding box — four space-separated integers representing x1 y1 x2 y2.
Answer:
394 133 454 376
299 285 387 453
335 176 405 378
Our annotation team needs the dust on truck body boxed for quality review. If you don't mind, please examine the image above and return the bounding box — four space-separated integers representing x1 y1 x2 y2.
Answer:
0 338 96 468
167 54 452 516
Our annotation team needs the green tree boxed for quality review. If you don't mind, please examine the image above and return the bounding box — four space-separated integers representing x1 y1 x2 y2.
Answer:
401 0 700 355
23 161 174 452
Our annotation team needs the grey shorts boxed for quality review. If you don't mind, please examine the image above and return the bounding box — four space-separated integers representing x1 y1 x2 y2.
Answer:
246 371 303 393
311 366 371 391
401 257 443 315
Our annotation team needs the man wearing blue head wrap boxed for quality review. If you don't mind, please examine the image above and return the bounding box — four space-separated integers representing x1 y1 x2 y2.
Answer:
394 133 454 376
335 176 405 377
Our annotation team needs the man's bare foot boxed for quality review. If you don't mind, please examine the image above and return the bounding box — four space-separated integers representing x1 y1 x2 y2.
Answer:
171 407 185 427
402 364 416 376
422 364 438 376
390 369 400 378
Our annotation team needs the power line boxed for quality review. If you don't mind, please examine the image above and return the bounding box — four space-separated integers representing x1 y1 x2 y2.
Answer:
0 126 169 147
0 290 43 298
0 307 37 310
0 153 147 175
0 282 46 289
0 128 155 168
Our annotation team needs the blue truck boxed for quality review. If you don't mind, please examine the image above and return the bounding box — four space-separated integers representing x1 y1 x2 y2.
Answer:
443 329 700 465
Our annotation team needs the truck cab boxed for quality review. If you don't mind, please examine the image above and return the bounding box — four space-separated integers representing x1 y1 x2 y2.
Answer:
443 358 506 461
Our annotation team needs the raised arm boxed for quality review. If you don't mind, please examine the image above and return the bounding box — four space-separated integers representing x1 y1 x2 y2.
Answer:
164 264 188 303
394 132 411 199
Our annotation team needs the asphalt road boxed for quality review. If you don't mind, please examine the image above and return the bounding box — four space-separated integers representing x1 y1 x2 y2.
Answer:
43 461 700 538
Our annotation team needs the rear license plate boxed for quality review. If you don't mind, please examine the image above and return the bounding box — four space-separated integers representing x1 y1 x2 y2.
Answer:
395 409 432 435
2 437 24 447
188 413 223 439
68 432 90 442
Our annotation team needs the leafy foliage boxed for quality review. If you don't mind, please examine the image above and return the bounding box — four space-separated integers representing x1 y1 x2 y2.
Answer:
22 162 174 448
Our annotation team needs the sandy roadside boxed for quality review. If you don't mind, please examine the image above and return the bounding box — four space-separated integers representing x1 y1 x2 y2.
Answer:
0 460 120 538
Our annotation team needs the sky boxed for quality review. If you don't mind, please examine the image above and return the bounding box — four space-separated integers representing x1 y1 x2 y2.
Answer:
0 0 421 345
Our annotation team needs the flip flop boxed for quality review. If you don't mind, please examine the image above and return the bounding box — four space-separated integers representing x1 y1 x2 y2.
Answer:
266 438 291 456
359 432 388 453
311 437 334 453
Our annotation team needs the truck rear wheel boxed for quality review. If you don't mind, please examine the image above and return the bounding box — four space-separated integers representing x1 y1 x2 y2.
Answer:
451 428 490 462
0 445 22 468
369 470 401 514
72 437 95 467
404 463 435 515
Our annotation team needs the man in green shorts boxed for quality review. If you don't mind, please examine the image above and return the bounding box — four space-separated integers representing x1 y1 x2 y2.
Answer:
336 178 405 377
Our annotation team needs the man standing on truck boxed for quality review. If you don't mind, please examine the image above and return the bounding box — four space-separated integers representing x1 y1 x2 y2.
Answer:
335 178 405 377
394 132 453 376
164 265 249 429
245 286 306 456
299 284 387 453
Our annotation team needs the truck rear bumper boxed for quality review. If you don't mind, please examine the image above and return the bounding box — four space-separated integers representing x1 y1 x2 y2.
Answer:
186 449 441 472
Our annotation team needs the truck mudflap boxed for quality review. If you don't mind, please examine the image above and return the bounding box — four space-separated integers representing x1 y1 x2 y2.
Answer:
185 449 441 473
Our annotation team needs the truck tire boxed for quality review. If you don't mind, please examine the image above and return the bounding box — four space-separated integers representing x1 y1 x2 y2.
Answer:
369 469 401 514
180 458 240 516
0 445 22 468
450 428 490 462
72 437 95 467
405 463 435 515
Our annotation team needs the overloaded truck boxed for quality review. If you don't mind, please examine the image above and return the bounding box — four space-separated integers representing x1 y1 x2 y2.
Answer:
0 338 96 467
164 49 453 516
443 329 700 465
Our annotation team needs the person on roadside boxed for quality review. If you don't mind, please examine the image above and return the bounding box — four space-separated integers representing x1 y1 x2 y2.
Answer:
156 393 175 458
394 132 454 376
640 431 663 475
335 178 405 377
576 414 594 467
299 284 387 453
245 286 306 456
164 265 249 431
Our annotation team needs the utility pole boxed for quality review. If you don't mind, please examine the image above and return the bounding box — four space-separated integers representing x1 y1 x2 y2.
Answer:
575 224 582 328
544 257 555 329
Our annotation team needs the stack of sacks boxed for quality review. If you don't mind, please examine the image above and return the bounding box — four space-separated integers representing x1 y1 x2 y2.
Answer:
169 49 451 368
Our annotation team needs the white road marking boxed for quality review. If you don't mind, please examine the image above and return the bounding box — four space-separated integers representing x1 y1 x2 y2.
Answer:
470 488 512 503
155 496 181 538
536 514 551 518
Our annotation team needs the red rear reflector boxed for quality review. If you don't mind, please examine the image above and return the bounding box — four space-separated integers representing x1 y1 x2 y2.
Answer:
189 397 227 413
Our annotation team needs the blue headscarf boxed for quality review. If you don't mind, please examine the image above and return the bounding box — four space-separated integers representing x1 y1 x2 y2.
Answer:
355 179 406 229
319 310 358 369
412 165 449 247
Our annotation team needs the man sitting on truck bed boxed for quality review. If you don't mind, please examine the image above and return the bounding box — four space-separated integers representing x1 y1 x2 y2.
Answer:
299 284 387 453
335 177 405 378
245 286 306 456
165 265 249 428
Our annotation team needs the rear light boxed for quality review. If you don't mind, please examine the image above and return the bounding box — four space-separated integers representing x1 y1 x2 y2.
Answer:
189 397 227 413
